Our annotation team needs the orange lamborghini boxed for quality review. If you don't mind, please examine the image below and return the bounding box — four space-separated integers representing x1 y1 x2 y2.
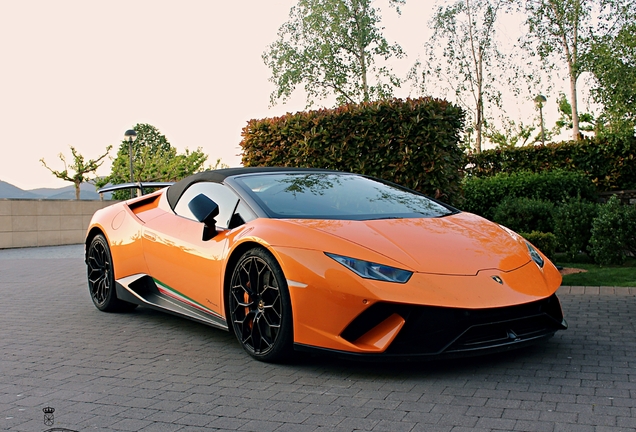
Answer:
86 167 567 362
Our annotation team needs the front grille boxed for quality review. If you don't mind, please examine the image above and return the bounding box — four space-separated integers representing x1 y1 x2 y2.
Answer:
341 294 566 356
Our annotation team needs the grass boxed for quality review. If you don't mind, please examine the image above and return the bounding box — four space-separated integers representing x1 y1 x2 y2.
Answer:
553 254 636 287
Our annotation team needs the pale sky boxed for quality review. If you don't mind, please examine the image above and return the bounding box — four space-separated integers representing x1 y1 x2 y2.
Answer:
0 1 562 191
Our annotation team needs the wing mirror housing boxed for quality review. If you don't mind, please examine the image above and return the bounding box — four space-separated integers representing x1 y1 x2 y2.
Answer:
188 193 220 241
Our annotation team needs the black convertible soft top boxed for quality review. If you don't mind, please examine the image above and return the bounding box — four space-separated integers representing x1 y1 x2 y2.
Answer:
166 167 339 210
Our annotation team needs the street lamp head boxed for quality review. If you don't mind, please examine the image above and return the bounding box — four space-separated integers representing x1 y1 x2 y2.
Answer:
534 95 547 108
124 129 138 142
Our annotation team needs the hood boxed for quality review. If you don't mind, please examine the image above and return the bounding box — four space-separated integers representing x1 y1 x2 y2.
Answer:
291 213 531 275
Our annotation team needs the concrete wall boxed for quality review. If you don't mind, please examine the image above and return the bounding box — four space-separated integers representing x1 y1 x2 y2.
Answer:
0 199 116 249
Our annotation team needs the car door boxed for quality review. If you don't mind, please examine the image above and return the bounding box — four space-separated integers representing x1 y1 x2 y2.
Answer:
141 182 240 317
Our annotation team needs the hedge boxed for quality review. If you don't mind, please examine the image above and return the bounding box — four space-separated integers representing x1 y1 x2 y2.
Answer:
461 170 597 220
240 97 465 204
492 197 555 234
465 136 636 191
521 231 558 261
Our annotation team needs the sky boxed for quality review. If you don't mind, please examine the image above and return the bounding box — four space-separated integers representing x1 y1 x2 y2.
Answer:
0 0 564 191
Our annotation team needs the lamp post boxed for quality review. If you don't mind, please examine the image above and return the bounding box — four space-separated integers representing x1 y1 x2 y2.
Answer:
534 95 547 145
124 129 137 198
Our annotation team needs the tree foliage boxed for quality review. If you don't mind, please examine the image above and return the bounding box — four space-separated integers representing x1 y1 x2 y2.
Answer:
554 92 597 136
99 123 208 200
413 0 507 153
518 0 592 140
484 118 538 149
585 21 636 136
517 0 633 141
263 0 405 107
40 146 111 200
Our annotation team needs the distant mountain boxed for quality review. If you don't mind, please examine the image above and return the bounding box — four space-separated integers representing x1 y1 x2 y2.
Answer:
0 181 112 200
0 181 43 199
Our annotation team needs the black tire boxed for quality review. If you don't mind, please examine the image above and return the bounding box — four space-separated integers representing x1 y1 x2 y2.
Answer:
86 234 137 312
228 248 293 362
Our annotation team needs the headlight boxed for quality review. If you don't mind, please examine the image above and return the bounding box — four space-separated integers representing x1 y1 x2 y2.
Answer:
526 242 545 268
325 253 412 283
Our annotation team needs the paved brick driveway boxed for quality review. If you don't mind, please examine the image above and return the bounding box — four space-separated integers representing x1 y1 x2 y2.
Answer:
1 245 635 432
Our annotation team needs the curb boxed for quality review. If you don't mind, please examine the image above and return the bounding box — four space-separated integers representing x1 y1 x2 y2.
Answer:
558 285 636 295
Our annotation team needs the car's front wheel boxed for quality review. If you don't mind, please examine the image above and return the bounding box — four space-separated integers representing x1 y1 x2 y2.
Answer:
86 234 137 312
228 248 293 362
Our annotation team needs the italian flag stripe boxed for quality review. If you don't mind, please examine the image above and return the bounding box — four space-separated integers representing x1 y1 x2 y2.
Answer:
154 278 222 319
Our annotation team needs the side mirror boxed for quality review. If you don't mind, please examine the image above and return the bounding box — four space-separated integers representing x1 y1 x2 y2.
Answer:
188 194 220 241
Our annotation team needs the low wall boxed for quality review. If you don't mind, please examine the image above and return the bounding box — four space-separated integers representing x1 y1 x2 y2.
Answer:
0 199 116 249
597 189 636 205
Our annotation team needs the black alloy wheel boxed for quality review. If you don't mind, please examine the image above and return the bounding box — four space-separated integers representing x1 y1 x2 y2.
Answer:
86 234 136 312
228 248 292 362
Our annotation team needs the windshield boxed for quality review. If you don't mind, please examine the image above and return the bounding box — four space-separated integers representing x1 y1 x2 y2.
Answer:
234 173 454 220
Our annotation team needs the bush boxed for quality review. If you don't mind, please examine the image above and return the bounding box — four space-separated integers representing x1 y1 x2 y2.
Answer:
588 196 636 265
465 135 636 191
240 97 466 205
521 231 558 261
492 197 555 234
553 198 599 260
462 170 595 220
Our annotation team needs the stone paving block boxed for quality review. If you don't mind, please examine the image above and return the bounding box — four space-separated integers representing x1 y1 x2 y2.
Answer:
138 422 184 432
109 417 154 431
554 423 599 432
401 411 442 424
474 416 517 430
275 424 319 432
302 413 345 427
515 419 559 431
370 419 417 432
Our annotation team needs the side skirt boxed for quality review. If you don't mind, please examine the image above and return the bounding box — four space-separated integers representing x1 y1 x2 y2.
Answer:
115 274 228 331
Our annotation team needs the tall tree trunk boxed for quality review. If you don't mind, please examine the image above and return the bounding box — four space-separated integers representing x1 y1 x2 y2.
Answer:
568 66 580 140
353 1 370 102
553 0 581 140
475 50 484 153
74 181 81 200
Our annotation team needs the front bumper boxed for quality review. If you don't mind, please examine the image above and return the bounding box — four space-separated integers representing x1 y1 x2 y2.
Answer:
296 293 566 360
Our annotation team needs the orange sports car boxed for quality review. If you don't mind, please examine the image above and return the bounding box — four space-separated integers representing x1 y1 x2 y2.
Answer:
86 167 567 362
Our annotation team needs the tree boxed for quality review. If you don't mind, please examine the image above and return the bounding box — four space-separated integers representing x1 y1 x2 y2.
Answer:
584 22 636 136
40 146 111 200
518 0 593 141
263 0 405 107
484 118 538 148
517 0 632 141
553 92 597 137
413 0 507 153
99 123 208 200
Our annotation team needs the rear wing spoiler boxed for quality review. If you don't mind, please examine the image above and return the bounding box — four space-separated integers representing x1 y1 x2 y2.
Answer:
97 182 174 195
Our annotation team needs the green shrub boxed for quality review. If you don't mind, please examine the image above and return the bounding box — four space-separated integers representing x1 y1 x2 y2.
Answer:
465 135 636 191
521 231 558 260
493 197 555 234
589 196 636 265
462 170 595 220
240 97 466 205
553 198 599 260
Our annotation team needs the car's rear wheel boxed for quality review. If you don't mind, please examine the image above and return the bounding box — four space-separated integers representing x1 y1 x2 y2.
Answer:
228 248 293 362
87 234 137 312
